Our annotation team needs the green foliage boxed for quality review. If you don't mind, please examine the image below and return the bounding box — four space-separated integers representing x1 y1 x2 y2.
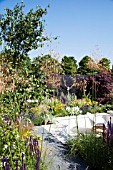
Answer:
61 56 78 75
81 104 107 114
0 2 51 169
29 104 50 126
27 97 57 126
27 58 48 102
78 56 96 75
0 2 48 68
0 88 48 169
0 111 46 169
0 55 48 108
99 58 111 69
67 133 113 170
0 2 49 103
48 97 68 117
67 97 107 114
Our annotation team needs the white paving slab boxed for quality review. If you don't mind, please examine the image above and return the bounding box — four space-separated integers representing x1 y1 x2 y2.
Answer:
34 112 113 144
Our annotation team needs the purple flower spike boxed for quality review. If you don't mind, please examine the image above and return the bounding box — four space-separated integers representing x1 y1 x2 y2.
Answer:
2 157 5 164
102 123 106 141
16 160 18 170
2 157 8 167
36 150 40 162
25 138 28 146
33 138 37 145
108 121 109 128
109 117 111 131
30 136 32 142
22 153 24 159
61 96 66 104
107 121 111 134
103 123 106 130
111 125 113 135
36 140 38 146
107 129 110 146
29 143 33 152
36 162 39 170
24 163 26 170
22 152 24 167
5 164 10 170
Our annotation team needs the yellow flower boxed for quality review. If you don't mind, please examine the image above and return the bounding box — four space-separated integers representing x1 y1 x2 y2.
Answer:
23 131 29 137
92 101 98 105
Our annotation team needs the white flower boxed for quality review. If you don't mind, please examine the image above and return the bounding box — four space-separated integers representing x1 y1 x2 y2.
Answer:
66 106 82 116
66 107 71 112
16 134 19 139
4 144 8 149
80 110 82 113
27 99 38 103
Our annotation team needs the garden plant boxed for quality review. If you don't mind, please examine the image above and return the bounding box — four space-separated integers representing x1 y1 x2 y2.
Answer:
0 1 113 170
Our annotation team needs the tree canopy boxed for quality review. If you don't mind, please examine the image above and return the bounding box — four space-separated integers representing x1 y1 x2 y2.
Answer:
78 56 98 75
0 2 48 68
98 58 111 69
61 56 78 75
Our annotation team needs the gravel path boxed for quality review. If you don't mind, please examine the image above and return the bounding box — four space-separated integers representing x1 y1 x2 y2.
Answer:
33 126 89 170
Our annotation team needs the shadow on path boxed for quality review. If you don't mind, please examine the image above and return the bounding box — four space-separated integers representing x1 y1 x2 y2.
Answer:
33 126 90 170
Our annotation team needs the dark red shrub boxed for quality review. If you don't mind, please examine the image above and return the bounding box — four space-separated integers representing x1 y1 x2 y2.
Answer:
86 71 113 103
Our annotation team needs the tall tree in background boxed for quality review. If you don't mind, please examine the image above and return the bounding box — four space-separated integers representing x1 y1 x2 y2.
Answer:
98 58 111 70
61 56 78 75
0 2 48 69
78 56 96 75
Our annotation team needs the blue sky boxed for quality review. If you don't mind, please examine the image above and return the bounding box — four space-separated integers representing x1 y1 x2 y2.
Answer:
0 0 113 65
